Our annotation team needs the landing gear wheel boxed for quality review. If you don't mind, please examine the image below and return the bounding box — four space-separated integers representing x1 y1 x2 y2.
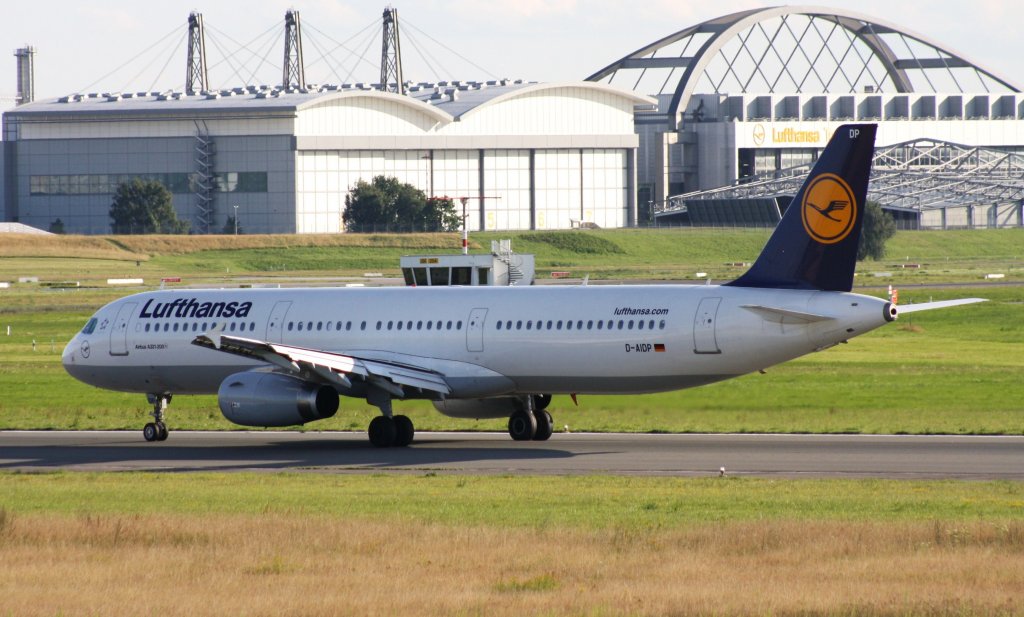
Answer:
368 416 397 448
143 422 159 442
532 410 553 441
533 394 552 411
508 410 537 441
156 422 169 441
393 415 415 447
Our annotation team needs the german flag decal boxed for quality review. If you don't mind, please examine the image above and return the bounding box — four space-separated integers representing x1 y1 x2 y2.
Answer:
654 344 666 352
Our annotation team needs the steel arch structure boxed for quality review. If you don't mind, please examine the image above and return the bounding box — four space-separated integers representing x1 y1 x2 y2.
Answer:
587 6 1021 128
662 139 1024 215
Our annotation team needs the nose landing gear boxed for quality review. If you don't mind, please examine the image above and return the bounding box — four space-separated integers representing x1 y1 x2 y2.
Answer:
143 394 171 442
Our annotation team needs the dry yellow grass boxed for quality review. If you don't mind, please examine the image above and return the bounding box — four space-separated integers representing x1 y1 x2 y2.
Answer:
0 513 1021 616
0 234 147 260
0 232 472 259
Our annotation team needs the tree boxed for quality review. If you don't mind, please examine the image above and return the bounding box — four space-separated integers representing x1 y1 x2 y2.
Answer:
342 176 461 232
109 179 189 234
857 200 897 261
48 218 65 234
222 216 243 235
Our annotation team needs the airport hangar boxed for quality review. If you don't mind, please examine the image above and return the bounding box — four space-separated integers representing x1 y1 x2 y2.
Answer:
4 5 1024 235
2 81 653 235
587 6 1024 230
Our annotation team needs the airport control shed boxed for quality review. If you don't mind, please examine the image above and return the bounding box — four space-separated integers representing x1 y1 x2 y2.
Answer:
2 81 652 235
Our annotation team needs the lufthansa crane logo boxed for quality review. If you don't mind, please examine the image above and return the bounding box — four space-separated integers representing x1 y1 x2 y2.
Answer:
801 173 857 245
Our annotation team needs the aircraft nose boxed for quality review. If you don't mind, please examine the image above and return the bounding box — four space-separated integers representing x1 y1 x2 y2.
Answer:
62 335 89 377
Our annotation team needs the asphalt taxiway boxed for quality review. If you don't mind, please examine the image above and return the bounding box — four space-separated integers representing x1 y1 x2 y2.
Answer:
1 431 1021 479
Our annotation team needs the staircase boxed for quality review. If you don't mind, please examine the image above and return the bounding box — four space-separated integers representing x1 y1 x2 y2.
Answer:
492 239 525 286
193 121 216 234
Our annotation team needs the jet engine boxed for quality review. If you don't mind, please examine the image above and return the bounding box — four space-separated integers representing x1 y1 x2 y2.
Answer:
218 371 339 427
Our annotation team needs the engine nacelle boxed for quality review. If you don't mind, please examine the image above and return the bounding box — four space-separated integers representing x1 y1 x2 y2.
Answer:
218 372 339 427
433 397 522 419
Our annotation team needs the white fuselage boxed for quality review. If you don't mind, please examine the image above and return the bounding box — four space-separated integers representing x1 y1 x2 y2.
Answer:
62 284 892 400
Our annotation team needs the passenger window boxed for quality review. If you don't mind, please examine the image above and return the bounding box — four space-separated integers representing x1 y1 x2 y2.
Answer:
556 320 563 330
506 320 512 330
526 320 532 330
307 321 313 331
596 321 602 330
659 320 666 329
145 323 150 332
516 320 522 330
387 321 393 330
628 320 634 330
446 321 452 330
337 321 343 330
288 322 293 331
408 321 413 330
426 321 433 330
317 322 323 331
397 321 403 330
436 321 442 330
546 320 553 330
173 323 179 332
360 321 366 331
496 321 503 331
457 321 463 330
638 320 645 330
587 320 593 330
347 322 353 331
376 321 382 330
618 320 624 329
417 321 423 330
249 323 255 332
326 322 332 331
297 322 303 331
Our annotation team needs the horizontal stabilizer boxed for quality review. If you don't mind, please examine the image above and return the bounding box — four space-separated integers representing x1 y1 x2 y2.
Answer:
741 305 835 324
897 298 987 314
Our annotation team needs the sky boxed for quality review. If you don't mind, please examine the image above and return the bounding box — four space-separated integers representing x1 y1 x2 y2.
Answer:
2 0 1021 110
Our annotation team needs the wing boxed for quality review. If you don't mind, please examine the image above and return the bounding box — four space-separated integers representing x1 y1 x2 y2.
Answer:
191 334 452 399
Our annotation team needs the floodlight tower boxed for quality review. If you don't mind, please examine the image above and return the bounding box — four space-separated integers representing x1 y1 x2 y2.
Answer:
282 10 306 90
380 7 404 94
185 12 209 95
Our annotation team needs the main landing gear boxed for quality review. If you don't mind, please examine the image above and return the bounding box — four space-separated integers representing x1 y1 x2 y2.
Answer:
143 393 171 442
508 395 553 442
366 391 414 448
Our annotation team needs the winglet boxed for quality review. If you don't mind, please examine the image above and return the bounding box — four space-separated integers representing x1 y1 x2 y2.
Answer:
727 124 877 292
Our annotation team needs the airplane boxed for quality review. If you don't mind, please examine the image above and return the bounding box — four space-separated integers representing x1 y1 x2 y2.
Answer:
62 123 985 447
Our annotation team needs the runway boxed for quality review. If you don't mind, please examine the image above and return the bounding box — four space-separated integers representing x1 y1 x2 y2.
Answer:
1 431 1021 479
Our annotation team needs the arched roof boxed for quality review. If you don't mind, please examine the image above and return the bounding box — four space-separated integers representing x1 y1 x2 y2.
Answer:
295 89 453 123
449 81 655 120
587 6 1021 126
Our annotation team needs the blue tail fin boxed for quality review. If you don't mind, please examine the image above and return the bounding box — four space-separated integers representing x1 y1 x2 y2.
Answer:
727 124 877 292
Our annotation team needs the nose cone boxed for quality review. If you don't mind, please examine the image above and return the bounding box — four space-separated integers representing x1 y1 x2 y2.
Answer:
62 335 89 382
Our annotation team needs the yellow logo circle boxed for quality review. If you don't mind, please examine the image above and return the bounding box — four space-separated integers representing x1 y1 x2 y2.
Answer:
801 173 857 245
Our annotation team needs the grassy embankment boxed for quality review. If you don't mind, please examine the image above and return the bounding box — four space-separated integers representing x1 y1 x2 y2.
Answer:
0 228 1022 434
1 473 1022 616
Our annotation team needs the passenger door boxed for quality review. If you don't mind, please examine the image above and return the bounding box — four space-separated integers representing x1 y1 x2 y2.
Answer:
693 297 721 354
265 301 292 343
109 302 137 356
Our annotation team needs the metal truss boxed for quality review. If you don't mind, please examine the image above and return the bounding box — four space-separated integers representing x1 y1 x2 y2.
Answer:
588 7 1021 127
662 139 1024 215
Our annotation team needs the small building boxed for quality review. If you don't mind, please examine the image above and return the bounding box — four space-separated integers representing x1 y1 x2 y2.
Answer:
400 240 535 287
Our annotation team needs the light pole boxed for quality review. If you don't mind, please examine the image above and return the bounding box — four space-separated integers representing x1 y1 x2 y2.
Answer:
233 205 239 235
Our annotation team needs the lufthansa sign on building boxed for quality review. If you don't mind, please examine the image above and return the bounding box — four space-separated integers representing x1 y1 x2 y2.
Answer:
744 123 826 148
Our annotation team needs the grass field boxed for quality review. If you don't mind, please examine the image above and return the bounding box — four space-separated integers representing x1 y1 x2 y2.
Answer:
1 473 1022 616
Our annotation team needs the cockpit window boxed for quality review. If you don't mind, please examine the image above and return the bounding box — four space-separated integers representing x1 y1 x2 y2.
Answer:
82 318 98 335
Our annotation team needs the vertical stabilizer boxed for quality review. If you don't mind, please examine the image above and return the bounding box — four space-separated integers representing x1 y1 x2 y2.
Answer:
727 124 877 292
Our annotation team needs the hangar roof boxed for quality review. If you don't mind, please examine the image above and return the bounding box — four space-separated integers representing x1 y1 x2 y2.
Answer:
588 5 1021 128
7 80 654 123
